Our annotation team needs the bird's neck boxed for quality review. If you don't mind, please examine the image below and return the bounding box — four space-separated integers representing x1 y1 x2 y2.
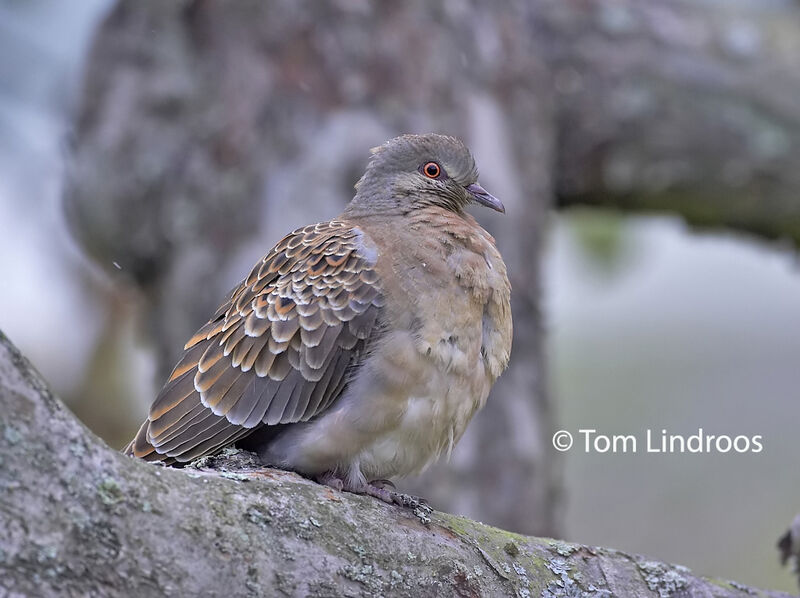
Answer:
343 190 467 221
342 204 395 220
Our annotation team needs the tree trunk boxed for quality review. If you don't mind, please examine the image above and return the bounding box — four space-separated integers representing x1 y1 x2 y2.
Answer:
0 330 790 598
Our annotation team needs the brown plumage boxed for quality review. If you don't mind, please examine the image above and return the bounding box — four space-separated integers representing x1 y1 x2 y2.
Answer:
126 134 512 504
127 220 381 462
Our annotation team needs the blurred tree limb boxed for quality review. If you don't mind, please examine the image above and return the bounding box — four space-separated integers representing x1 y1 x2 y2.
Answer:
0 331 791 598
778 515 800 590
545 1 800 241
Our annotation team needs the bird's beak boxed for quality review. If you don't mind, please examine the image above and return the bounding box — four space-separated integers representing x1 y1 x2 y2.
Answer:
466 183 505 214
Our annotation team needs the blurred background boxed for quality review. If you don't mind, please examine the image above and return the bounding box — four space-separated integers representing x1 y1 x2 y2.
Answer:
0 0 797 592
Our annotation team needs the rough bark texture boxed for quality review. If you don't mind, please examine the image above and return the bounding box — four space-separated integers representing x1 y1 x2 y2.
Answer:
0 331 790 598
64 0 557 536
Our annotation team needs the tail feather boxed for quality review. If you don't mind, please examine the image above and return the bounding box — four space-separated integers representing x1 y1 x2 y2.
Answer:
124 421 177 465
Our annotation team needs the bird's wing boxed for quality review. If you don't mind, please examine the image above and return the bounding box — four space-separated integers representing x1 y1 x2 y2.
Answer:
127 220 384 463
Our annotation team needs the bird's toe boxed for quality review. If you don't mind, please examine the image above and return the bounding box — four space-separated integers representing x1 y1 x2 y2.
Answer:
368 478 396 491
315 472 345 492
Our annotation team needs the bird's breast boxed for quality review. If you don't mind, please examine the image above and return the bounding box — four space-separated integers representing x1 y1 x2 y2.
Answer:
355 328 492 480
354 237 509 477
371 212 511 381
269 211 512 481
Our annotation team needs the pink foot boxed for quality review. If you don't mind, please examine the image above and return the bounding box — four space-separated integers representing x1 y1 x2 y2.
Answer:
315 472 431 514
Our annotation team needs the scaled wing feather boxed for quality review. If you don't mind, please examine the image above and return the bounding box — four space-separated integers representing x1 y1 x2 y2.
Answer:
125 221 382 463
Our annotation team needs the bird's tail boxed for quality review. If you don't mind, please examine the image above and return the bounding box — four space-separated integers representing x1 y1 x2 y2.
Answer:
123 420 177 465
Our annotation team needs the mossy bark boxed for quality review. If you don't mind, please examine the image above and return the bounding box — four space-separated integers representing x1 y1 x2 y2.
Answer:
0 331 791 598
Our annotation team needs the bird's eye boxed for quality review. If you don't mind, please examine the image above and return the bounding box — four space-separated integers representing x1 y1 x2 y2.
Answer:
422 162 441 179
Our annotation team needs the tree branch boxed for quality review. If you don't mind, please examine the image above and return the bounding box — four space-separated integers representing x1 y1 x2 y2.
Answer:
0 330 789 597
540 0 800 243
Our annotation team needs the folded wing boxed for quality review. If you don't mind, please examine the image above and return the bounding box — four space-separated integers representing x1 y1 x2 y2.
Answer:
126 220 383 463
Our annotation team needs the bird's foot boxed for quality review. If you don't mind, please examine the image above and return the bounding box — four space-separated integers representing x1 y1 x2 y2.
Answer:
368 478 396 491
367 479 428 510
316 471 345 492
315 473 432 519
360 482 433 523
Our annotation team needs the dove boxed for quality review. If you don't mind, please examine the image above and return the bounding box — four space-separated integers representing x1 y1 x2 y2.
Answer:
126 133 512 505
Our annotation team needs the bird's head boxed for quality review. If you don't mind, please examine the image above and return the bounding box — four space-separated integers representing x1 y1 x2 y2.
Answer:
349 134 504 216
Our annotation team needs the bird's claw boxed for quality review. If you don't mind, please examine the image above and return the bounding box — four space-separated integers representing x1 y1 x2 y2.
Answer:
316 473 431 518
365 483 432 523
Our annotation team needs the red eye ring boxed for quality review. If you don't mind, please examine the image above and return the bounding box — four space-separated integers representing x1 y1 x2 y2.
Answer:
422 162 441 179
